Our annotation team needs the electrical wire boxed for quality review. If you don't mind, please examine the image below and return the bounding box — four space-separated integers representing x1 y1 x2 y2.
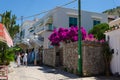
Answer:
60 0 77 7
16 0 77 20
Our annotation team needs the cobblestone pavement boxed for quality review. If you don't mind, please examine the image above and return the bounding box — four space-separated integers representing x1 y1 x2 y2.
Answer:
8 63 120 80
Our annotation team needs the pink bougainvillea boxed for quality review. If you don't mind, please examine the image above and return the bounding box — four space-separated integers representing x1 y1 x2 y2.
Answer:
49 26 87 46
48 26 104 46
85 34 97 41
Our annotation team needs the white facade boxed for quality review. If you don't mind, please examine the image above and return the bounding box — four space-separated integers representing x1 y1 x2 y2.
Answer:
34 7 108 49
21 20 36 39
40 7 108 31
15 20 38 49
105 28 120 75
81 10 108 31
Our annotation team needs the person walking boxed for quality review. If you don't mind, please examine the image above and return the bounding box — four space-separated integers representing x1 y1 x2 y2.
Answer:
17 53 21 67
20 52 24 65
23 52 27 67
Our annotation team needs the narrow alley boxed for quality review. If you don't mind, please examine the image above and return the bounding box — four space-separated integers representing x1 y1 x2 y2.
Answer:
8 63 120 80
8 63 80 80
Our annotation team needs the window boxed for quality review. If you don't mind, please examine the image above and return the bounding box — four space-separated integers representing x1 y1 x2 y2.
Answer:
29 29 34 32
29 27 34 33
47 24 54 31
93 20 100 26
69 17 77 27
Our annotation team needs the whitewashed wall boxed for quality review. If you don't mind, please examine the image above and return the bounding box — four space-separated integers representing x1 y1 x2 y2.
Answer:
53 7 108 31
105 29 120 75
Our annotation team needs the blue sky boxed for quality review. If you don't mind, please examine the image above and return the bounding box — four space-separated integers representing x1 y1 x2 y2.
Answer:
0 0 120 24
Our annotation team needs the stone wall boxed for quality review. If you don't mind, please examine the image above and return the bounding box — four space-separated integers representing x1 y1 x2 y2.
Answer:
63 41 105 76
43 47 63 67
43 48 56 67
63 42 78 74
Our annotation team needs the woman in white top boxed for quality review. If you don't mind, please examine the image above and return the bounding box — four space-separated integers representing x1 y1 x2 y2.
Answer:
23 53 27 66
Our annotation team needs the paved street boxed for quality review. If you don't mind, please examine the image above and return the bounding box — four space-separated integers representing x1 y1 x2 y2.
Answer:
8 63 120 80
8 65 80 80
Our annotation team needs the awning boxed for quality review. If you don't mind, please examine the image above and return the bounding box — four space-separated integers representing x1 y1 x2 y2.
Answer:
29 39 43 48
17 43 29 50
0 23 13 47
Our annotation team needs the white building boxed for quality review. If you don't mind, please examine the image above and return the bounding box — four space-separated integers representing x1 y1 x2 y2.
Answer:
33 7 108 49
14 20 38 50
105 27 120 75
104 17 120 75
15 7 108 49
14 7 109 65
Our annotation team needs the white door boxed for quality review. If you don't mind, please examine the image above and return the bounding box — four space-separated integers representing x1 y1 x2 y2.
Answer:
114 37 120 75
110 37 120 75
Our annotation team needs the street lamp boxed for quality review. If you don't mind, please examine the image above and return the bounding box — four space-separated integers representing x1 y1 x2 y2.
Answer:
78 0 82 76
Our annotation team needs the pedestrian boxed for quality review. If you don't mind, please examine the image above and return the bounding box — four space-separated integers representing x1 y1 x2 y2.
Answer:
15 53 17 63
20 52 24 65
27 51 30 64
23 52 27 67
17 53 21 67
31 48 35 64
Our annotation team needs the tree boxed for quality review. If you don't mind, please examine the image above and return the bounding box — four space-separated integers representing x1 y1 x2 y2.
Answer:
0 11 19 64
1 11 19 38
89 23 110 40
